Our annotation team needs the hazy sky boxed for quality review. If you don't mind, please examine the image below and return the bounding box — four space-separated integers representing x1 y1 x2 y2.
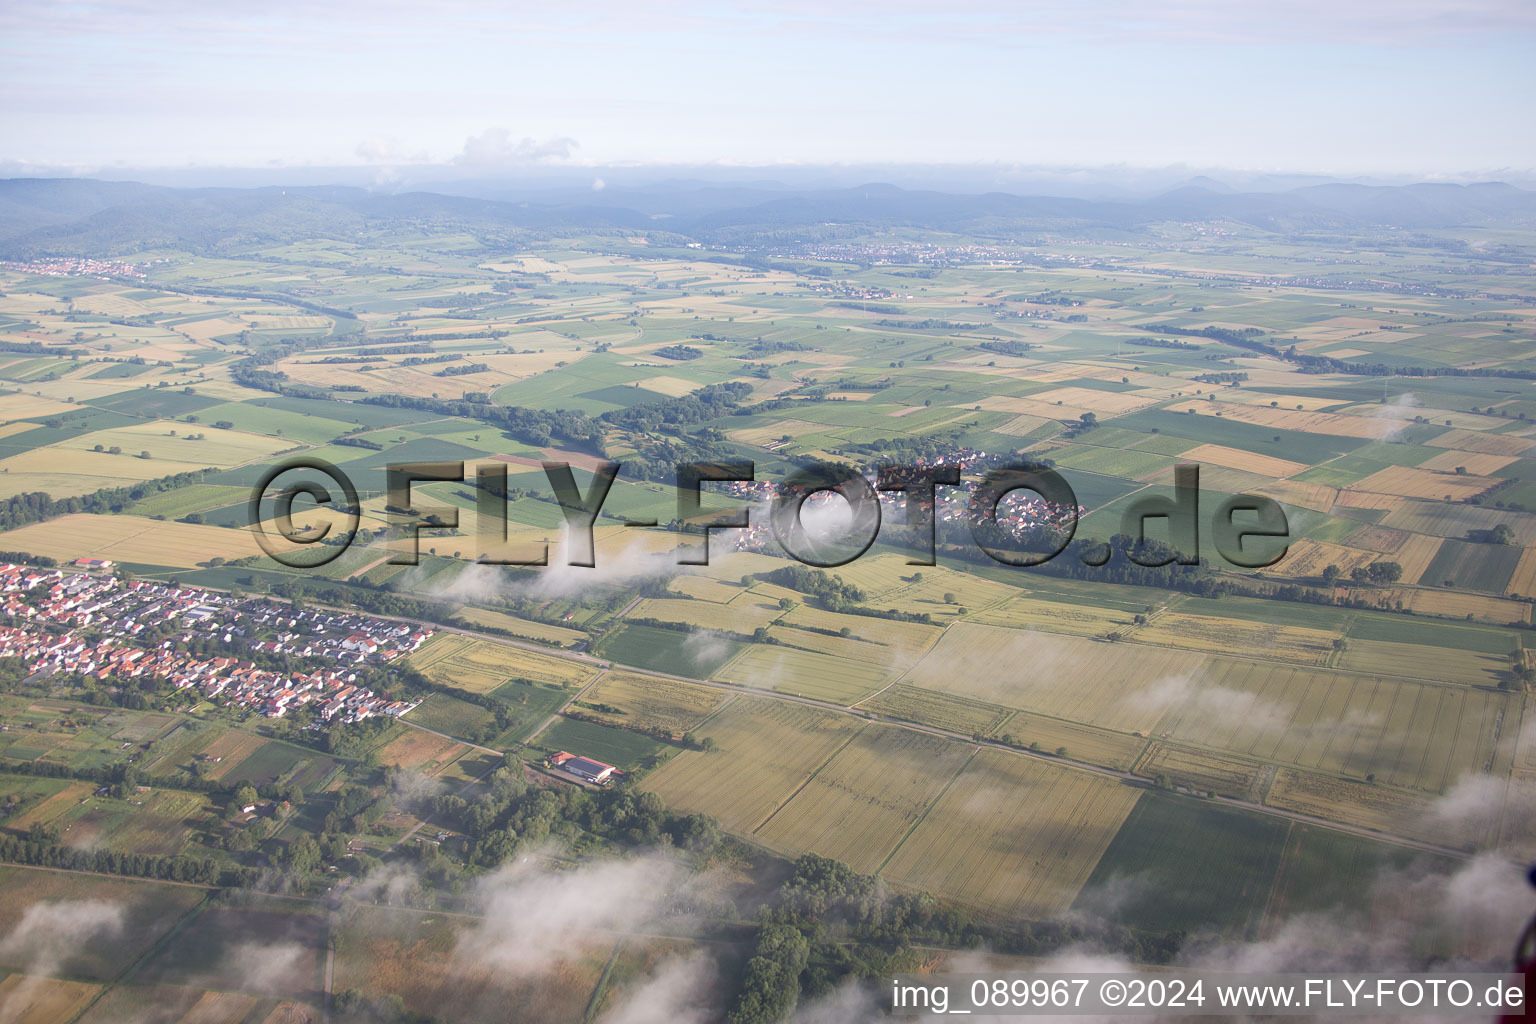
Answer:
2 0 1533 176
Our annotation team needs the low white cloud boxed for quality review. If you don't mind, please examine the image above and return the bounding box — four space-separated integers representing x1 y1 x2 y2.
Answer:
0 900 125 1021
453 128 579 168
455 852 691 978
355 136 430 164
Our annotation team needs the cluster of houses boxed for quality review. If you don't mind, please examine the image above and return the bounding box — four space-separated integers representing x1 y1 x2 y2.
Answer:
0 564 431 723
2 257 149 280
735 240 1104 271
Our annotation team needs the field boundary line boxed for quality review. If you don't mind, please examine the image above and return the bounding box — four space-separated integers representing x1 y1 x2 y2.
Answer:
582 939 625 1024
691 693 739 731
749 723 867 835
66 890 213 1024
874 746 979 877
707 643 755 684
1255 821 1298 939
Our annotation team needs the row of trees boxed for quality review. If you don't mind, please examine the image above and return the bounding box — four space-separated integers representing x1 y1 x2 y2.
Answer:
1321 562 1405 585
0 468 209 531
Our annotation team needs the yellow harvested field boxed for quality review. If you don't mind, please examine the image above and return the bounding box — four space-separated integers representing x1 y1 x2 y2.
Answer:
779 605 942 659
859 683 1013 736
717 644 896 704
0 513 260 566
629 596 784 632
1217 390 1348 412
0 975 101 1024
1133 612 1339 665
578 671 730 739
450 606 585 646
633 375 701 397
1337 404 1509 433
865 568 1018 617
641 699 863 832
726 419 825 445
1332 490 1399 511
1027 386 1161 415
753 726 976 873
0 393 79 423
1267 539 1376 579
668 575 748 603
765 625 903 663
58 422 291 466
1374 587 1530 625
1253 479 1340 514
1508 547 1536 597
168 990 265 1023
0 447 215 500
175 316 250 342
1180 443 1307 478
246 314 330 329
1347 465 1498 501
812 551 920 599
1136 742 1268 799
995 712 1147 770
691 548 795 582
1391 534 1446 583
1266 769 1485 849
974 394 1095 421
1425 428 1534 457
881 750 1142 918
968 596 1136 637
409 634 596 692
1158 660 1519 792
0 421 39 440
1187 401 1388 439
994 413 1053 436
1334 638 1507 687
1418 450 1519 475
257 1002 321 1024
901 623 1207 734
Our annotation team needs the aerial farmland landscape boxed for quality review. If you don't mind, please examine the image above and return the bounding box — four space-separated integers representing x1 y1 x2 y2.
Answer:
1 2 1534 1022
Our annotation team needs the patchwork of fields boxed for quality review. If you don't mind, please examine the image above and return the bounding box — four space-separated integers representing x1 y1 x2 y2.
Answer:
1 228 1533 981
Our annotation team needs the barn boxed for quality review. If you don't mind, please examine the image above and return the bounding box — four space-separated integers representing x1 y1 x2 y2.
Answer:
549 751 619 784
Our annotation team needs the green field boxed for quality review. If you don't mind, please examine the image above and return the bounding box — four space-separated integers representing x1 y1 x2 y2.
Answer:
532 715 668 769
408 693 496 737
597 623 744 678
1074 793 1290 937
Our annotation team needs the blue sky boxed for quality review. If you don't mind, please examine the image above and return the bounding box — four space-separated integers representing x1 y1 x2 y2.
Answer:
2 0 1533 176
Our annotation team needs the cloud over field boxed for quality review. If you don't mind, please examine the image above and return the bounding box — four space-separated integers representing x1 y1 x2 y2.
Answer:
1125 673 1292 733
596 951 717 1024
455 851 692 977
424 531 690 605
0 899 124 1020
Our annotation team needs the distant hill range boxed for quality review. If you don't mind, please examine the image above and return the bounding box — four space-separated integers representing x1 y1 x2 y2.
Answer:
1 176 1533 257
